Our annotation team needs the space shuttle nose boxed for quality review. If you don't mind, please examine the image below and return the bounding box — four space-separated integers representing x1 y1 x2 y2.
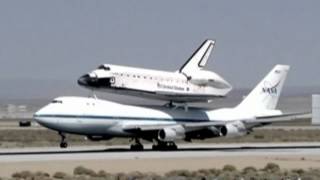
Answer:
78 73 101 88
78 74 90 86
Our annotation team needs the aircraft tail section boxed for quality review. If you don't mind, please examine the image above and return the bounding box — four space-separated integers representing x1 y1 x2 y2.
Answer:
236 65 290 111
179 39 215 75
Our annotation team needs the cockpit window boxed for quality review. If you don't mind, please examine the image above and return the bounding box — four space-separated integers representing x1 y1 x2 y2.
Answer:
98 65 111 71
51 100 63 104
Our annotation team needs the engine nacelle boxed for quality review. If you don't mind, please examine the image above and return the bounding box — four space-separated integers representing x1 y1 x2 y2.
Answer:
186 126 222 140
188 70 230 89
206 126 222 137
158 125 186 142
220 121 248 138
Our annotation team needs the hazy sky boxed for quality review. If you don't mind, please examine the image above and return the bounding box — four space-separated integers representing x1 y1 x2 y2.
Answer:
0 0 319 98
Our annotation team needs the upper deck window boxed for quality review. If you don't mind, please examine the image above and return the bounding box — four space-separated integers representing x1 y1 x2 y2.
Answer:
97 65 111 71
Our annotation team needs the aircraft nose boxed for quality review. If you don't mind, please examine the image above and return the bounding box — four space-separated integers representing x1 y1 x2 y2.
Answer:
34 109 50 126
34 107 60 129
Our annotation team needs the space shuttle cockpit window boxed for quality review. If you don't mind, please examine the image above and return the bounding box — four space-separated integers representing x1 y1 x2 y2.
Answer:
98 65 111 71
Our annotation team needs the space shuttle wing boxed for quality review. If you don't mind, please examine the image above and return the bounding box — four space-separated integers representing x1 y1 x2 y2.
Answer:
154 90 220 103
154 91 179 96
154 90 201 97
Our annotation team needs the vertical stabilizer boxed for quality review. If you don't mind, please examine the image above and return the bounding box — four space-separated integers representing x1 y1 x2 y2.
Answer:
236 65 290 111
179 39 215 75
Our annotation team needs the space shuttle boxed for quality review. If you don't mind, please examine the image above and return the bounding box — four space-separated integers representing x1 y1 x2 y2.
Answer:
78 39 232 103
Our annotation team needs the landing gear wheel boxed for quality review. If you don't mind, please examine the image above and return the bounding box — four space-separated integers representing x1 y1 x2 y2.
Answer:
152 141 178 151
59 132 68 149
130 138 144 151
130 144 144 151
152 145 158 150
169 142 178 150
60 142 68 148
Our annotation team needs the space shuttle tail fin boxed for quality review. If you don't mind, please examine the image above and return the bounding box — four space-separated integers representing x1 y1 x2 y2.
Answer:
179 39 215 75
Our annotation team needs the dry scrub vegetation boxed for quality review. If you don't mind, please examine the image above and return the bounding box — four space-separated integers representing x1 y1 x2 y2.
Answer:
6 163 320 180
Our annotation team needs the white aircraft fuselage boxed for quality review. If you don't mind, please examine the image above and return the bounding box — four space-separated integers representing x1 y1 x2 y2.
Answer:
34 96 281 141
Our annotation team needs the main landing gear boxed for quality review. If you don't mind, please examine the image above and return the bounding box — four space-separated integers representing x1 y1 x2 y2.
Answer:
152 141 178 151
59 132 68 148
129 138 178 151
130 138 144 151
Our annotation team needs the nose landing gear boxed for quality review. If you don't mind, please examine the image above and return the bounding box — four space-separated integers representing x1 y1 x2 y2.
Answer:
59 132 68 148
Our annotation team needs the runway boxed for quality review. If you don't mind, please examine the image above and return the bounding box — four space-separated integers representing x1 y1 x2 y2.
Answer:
1 143 320 162
1 143 320 177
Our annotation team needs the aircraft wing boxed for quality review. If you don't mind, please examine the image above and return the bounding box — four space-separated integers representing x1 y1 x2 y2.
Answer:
183 112 310 129
123 124 176 132
255 112 310 120
123 112 310 133
124 121 227 131
245 112 311 125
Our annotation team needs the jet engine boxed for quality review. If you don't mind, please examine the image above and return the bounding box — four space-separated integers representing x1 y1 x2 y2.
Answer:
220 121 248 137
186 126 222 140
188 70 231 89
158 125 186 141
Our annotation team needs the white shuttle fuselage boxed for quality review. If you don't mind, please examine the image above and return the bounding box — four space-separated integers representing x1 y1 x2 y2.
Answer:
78 40 232 103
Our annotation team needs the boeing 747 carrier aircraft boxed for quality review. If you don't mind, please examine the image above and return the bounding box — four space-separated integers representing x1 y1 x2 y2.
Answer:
78 39 232 103
35 65 305 150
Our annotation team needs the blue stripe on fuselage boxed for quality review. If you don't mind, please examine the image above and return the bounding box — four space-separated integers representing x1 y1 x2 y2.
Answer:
34 114 209 123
